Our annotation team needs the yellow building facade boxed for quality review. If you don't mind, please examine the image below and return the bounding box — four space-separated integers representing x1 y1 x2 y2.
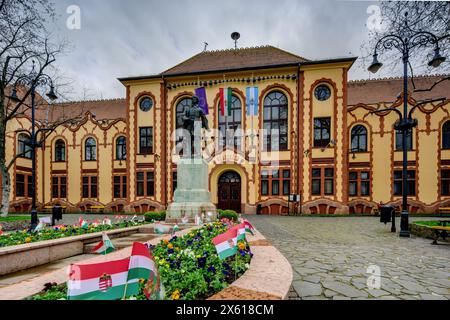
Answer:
4 46 450 214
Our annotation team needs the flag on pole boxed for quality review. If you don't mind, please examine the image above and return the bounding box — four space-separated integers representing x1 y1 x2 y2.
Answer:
230 223 246 241
171 224 180 236
103 217 112 226
195 87 209 115
219 88 233 118
125 242 160 299
246 87 259 116
67 258 131 300
154 223 171 235
79 217 88 229
243 220 255 235
212 228 238 260
91 232 115 255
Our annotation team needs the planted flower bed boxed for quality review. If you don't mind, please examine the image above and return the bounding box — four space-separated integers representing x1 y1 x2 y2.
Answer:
0 221 148 248
28 221 252 300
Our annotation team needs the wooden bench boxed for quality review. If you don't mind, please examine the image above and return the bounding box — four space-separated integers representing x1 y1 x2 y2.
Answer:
430 220 450 244
437 207 450 217
42 206 67 214
86 205 105 213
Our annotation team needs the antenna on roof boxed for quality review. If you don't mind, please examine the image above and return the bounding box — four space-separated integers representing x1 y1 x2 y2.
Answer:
203 42 209 52
231 32 240 49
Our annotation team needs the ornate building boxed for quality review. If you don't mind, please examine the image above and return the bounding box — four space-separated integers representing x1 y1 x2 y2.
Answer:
3 46 450 214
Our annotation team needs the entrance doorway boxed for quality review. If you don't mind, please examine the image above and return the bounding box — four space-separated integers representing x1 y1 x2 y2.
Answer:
217 171 241 213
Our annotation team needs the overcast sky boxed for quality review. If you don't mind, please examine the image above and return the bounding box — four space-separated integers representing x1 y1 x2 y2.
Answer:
49 0 382 100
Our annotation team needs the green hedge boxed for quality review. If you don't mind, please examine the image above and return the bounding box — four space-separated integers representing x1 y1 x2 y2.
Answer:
217 209 238 221
144 211 166 222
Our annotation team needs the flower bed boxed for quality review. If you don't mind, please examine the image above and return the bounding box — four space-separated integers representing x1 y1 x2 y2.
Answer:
28 221 252 300
0 221 148 248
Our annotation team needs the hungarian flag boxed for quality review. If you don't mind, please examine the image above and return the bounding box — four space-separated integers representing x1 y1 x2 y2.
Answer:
195 87 209 115
67 258 132 300
219 88 232 118
243 220 255 235
79 217 88 229
171 224 180 235
212 228 238 260
91 232 115 255
154 223 171 235
230 223 246 241
125 242 160 299
102 217 112 226
246 87 259 116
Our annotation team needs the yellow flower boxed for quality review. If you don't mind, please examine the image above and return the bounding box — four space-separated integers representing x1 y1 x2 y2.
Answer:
138 278 145 284
163 239 169 244
171 290 180 300
238 242 245 250
175 247 180 252
167 243 173 249
25 237 32 243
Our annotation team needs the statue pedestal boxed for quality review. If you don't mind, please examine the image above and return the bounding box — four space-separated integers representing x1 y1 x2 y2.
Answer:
166 158 216 223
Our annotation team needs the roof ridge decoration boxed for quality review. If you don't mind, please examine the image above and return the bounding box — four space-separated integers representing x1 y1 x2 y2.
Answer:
56 97 126 105
348 73 450 84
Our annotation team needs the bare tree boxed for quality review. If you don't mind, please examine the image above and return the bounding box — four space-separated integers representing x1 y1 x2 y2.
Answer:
361 1 450 88
0 0 81 216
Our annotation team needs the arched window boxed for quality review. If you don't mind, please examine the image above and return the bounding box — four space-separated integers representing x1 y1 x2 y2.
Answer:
18 133 32 159
85 137 97 161
350 125 368 152
116 136 126 160
218 95 242 149
55 139 66 162
443 121 450 149
263 91 288 151
175 97 192 154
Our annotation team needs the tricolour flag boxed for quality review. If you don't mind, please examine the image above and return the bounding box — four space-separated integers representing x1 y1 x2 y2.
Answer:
243 220 255 235
195 87 209 115
219 88 233 118
246 87 259 116
91 232 115 255
103 217 112 226
212 228 238 260
125 242 159 298
154 223 171 235
79 217 88 229
230 223 246 241
67 258 132 300
171 224 180 235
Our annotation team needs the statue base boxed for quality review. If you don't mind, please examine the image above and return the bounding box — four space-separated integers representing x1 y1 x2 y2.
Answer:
166 157 217 223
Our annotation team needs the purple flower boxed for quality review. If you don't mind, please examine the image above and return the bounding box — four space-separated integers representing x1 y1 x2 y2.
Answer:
222 270 229 276
197 257 206 268
222 262 230 269
169 236 177 242
207 266 216 273
168 248 174 254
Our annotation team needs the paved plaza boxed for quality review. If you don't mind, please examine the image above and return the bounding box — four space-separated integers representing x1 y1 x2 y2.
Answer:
245 215 450 300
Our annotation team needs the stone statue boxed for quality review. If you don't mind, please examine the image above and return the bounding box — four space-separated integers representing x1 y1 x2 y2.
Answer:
182 96 209 157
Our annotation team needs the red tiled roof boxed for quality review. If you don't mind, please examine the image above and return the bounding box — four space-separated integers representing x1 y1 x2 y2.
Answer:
348 74 450 105
161 46 309 76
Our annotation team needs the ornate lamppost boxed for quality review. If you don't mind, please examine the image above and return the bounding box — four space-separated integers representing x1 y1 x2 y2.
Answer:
368 12 447 237
9 61 58 230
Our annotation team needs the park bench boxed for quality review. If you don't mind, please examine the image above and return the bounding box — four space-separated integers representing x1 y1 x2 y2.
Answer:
42 205 66 214
437 207 450 217
86 205 105 213
430 220 450 245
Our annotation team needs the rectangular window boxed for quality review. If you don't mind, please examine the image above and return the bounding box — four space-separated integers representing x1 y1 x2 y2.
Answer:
139 127 153 155
324 168 334 195
349 172 357 196
393 170 415 196
113 176 126 199
82 176 97 198
136 172 154 197
312 169 321 195
261 170 269 196
52 176 67 199
147 172 154 196
349 171 370 197
360 171 370 196
283 170 291 196
395 130 413 151
137 172 145 197
441 170 450 196
314 117 331 148
16 174 25 197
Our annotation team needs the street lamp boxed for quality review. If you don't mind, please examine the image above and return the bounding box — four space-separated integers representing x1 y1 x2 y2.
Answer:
368 12 447 238
9 61 58 230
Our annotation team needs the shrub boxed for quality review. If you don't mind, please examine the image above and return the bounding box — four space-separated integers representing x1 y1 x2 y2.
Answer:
218 210 238 221
144 211 166 222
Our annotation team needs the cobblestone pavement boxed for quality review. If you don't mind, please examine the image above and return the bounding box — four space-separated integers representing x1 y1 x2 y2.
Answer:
245 216 450 300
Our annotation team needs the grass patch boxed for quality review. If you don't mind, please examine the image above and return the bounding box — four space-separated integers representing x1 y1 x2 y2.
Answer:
0 216 33 222
413 220 450 227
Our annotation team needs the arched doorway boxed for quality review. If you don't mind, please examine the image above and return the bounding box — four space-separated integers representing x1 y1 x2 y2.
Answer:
218 171 241 213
